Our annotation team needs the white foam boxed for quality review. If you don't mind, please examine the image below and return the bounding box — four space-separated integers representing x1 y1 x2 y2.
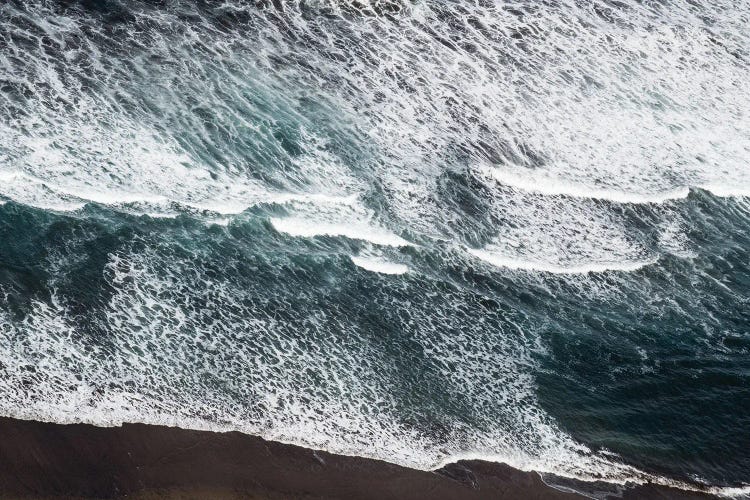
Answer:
477 166 691 204
271 193 359 207
0 168 360 217
714 485 750 498
0 171 87 212
351 256 409 275
700 184 750 199
478 166 750 204
2 0 749 494
435 451 750 499
204 216 232 227
468 248 657 275
178 193 357 216
144 212 179 219
270 217 412 247
53 188 169 206
0 244 731 497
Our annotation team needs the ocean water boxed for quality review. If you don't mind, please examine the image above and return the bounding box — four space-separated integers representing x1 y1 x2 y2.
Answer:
0 0 749 496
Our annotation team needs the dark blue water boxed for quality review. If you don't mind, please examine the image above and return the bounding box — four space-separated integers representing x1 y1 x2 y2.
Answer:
0 1 749 496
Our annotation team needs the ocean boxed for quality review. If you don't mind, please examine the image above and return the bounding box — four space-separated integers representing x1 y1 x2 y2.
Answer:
0 0 748 496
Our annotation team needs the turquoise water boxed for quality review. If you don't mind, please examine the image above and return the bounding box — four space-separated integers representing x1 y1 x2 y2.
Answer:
0 1 749 496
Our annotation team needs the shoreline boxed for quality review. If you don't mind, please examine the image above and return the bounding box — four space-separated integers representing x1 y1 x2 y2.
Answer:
0 416 718 499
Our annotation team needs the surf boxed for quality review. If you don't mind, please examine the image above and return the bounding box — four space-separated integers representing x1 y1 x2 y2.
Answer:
0 0 749 495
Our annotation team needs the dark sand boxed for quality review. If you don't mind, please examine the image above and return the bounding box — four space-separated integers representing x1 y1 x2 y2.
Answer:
0 417 715 499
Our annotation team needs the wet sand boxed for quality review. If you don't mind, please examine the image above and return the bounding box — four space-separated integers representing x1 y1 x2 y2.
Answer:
0 417 715 499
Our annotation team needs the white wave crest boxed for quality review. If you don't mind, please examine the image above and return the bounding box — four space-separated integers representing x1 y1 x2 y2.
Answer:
700 184 750 199
350 256 409 274
477 166 691 204
468 248 657 275
271 217 412 247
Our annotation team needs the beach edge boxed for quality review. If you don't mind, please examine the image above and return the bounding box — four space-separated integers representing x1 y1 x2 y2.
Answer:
0 416 714 499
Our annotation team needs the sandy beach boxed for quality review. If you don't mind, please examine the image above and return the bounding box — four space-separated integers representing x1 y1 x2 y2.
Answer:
0 417 716 499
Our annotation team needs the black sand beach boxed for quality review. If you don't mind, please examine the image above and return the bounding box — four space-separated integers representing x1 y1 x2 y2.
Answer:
0 417 715 499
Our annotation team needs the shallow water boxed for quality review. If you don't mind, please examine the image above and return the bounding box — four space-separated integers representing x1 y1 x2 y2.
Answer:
0 0 749 495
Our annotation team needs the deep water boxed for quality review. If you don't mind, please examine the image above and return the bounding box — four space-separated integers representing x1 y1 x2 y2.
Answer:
0 0 749 495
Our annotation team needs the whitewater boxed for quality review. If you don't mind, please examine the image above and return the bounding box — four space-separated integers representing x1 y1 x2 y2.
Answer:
1 0 749 497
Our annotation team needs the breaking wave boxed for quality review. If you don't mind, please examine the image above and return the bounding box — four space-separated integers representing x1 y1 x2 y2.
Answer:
0 0 749 496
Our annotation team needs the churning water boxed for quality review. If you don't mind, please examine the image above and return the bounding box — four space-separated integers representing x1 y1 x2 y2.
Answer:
1 0 749 496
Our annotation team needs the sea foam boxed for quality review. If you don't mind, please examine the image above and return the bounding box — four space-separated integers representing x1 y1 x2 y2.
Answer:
1 0 748 494
271 217 412 247
467 248 658 275
350 256 409 275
